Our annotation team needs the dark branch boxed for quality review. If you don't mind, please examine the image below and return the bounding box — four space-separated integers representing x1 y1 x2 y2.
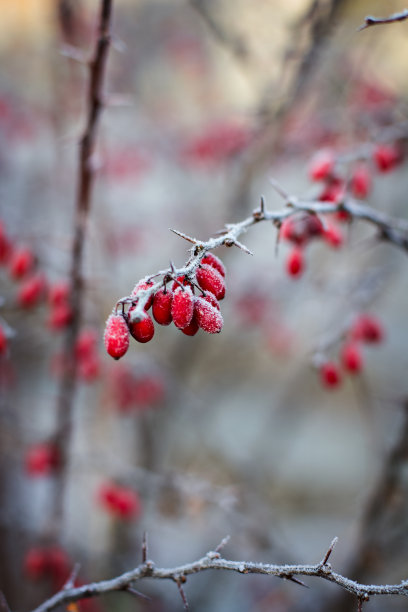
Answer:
358 9 408 31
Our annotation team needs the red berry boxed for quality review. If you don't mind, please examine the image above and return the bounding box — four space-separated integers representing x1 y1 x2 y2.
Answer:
324 223 343 248
48 303 73 330
133 375 165 407
171 275 193 291
46 547 71 587
131 279 154 310
0 324 7 355
75 328 98 360
373 143 401 173
286 247 304 277
309 149 335 181
127 310 155 343
202 291 220 310
319 177 345 203
24 548 48 580
351 314 384 344
196 264 225 300
17 274 46 308
104 313 130 359
280 214 322 246
320 362 342 388
351 164 372 199
25 443 60 476
0 230 13 264
181 316 200 336
201 252 226 277
152 288 173 325
98 482 141 520
171 286 195 329
341 343 363 373
9 247 35 279
194 296 223 334
48 281 70 307
78 356 101 382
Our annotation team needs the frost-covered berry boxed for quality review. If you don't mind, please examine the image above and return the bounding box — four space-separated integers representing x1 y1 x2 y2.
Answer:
152 288 173 325
341 342 363 373
196 264 225 300
201 252 226 277
320 361 342 388
104 313 130 359
324 223 343 248
194 296 223 334
171 286 194 329
9 247 35 279
128 311 155 343
131 279 154 310
308 149 335 181
202 291 220 310
286 247 304 277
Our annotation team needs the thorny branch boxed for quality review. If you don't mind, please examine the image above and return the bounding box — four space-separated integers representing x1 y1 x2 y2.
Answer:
51 0 113 533
29 537 408 612
358 9 408 31
115 186 408 322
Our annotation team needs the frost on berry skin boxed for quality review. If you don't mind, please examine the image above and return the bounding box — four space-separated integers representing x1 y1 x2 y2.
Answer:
127 310 155 343
341 342 363 374
201 252 226 277
202 291 220 310
194 296 223 334
308 149 335 181
9 246 35 279
320 361 342 389
152 288 173 325
131 279 154 310
171 286 195 329
286 247 304 278
196 264 225 300
104 313 130 359
351 313 384 344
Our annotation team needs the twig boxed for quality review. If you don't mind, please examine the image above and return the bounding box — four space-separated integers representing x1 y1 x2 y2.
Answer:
358 9 408 31
29 537 408 612
50 0 114 534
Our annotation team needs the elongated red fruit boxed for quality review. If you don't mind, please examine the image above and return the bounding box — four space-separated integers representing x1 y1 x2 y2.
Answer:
181 316 200 336
104 313 130 360
202 291 220 310
201 253 226 277
128 311 155 343
194 296 223 334
171 286 194 329
196 264 225 300
152 288 173 325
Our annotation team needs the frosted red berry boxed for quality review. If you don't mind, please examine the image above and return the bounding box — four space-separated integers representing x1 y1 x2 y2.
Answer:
341 342 363 374
127 310 155 343
9 247 35 279
194 296 223 334
171 286 195 329
152 288 173 325
286 247 304 277
309 149 335 181
201 252 226 277
320 361 342 388
351 314 384 344
131 279 154 310
104 313 130 359
202 291 220 310
196 264 225 300
181 316 200 336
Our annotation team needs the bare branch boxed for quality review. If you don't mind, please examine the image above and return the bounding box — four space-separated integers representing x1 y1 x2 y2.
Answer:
29 537 408 612
358 9 408 31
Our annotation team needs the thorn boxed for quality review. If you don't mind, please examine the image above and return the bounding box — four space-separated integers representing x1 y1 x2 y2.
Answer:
232 239 254 255
269 177 290 201
215 535 230 553
142 532 148 564
170 229 199 244
63 563 81 590
283 574 310 589
321 537 338 566
126 586 151 601
175 578 190 611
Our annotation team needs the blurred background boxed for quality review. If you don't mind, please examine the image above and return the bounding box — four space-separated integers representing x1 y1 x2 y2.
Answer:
1 0 408 610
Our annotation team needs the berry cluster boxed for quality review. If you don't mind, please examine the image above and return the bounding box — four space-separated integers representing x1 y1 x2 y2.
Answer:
108 363 165 412
104 252 226 360
319 313 384 389
98 482 142 520
24 545 71 587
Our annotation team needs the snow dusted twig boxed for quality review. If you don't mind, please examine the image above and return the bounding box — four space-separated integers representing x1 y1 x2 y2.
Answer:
28 536 408 612
358 9 408 31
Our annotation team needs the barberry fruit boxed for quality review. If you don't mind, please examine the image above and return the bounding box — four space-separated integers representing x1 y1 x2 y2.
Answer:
194 296 223 333
98 482 142 520
25 443 60 476
152 288 173 325
351 314 384 343
17 274 46 308
9 247 35 279
104 313 130 359
201 252 226 277
286 247 304 277
48 303 73 330
127 310 155 343
196 264 225 300
181 316 200 336
131 279 154 310
341 342 363 373
309 149 335 181
48 281 70 307
373 143 401 173
0 324 7 354
320 361 342 388
324 223 343 248
24 548 48 580
171 286 195 329
351 164 372 199
202 291 220 310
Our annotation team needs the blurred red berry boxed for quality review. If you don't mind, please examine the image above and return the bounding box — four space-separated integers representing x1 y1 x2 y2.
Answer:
171 286 195 329
25 443 60 476
351 314 384 343
309 149 335 181
127 310 155 343
324 223 343 248
286 247 304 277
78 356 101 382
47 547 71 587
48 281 70 307
17 274 46 308
152 288 173 325
319 177 345 203
48 303 73 330
341 343 363 374
0 224 13 264
75 328 98 360
373 143 401 173
196 264 225 300
98 483 141 520
320 362 342 388
0 324 7 355
24 548 48 580
9 247 35 279
350 164 372 199
104 313 130 360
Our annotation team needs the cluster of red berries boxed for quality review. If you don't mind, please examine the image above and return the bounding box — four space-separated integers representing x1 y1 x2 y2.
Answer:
109 363 165 412
319 313 384 390
104 252 226 360
182 121 251 166
24 545 71 587
98 482 142 520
